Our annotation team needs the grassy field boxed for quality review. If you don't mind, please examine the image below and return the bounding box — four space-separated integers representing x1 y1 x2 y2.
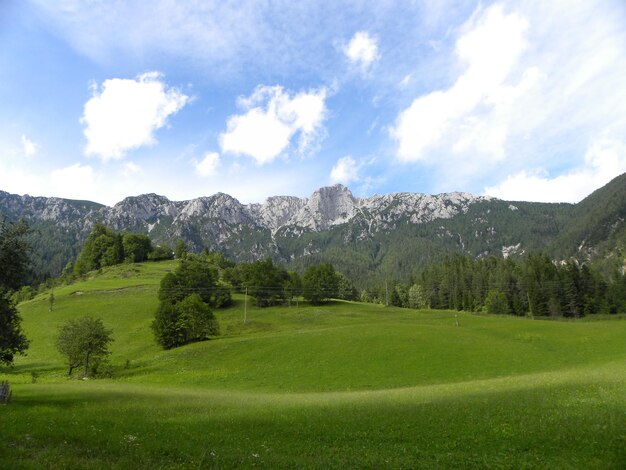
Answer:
1 261 625 468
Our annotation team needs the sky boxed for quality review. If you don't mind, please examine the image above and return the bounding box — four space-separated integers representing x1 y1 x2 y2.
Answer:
1 0 626 207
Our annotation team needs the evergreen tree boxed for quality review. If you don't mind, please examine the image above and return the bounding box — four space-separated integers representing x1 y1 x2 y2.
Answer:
0 219 31 366
0 219 32 290
0 294 29 366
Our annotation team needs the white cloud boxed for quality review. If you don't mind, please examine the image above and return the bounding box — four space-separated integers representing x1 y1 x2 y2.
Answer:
484 138 626 203
389 1 626 198
122 161 142 177
196 152 220 177
330 156 359 184
81 71 189 161
27 1 404 80
220 85 327 165
344 31 380 71
21 135 39 157
47 163 96 199
399 74 412 88
392 4 529 161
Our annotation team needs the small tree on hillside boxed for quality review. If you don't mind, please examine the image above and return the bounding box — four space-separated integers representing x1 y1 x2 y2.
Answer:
56 317 113 377
152 293 219 349
153 254 225 350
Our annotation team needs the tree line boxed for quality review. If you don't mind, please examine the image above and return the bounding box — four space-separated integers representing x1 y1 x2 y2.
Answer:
71 223 175 276
361 253 626 317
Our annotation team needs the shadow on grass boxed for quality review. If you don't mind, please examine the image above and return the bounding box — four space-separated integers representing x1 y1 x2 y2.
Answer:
3 376 624 469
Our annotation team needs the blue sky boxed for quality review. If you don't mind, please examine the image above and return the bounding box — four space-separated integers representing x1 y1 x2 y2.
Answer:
1 0 626 206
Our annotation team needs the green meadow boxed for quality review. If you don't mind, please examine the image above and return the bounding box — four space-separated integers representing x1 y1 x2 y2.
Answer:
1 261 625 468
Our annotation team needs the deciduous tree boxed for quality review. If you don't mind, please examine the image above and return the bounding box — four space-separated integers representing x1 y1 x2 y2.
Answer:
152 294 219 349
302 263 339 305
55 317 113 377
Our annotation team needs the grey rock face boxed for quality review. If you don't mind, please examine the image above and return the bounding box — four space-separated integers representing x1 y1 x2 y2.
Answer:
1 185 491 238
0 185 495 276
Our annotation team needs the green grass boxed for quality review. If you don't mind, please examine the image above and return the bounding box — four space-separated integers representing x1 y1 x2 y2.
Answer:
1 261 625 468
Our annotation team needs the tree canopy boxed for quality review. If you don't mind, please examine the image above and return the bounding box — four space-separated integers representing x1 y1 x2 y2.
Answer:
158 253 231 308
73 224 159 275
0 219 32 291
239 258 290 307
153 253 226 349
153 293 219 349
0 219 31 366
73 224 124 274
302 263 340 304
55 316 113 377
122 233 153 263
358 253 625 316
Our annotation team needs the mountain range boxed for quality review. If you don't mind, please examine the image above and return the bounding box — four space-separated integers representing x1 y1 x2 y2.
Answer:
1 173 625 285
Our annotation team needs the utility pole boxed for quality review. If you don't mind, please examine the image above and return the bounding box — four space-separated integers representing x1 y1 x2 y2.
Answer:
243 287 248 323
244 287 248 324
49 287 55 312
385 281 389 307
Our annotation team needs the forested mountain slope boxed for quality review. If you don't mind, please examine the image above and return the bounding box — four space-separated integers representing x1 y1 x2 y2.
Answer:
550 173 626 263
1 173 624 283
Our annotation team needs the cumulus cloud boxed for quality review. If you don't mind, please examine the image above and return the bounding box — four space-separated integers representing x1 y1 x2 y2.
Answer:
21 135 39 157
196 152 220 177
50 163 97 200
220 85 327 165
81 72 189 161
484 138 626 203
390 1 626 198
122 161 142 177
392 4 529 161
330 156 359 184
344 31 380 72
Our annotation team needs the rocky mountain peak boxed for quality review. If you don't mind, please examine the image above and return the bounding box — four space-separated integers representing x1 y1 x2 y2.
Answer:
292 184 358 230
249 195 307 233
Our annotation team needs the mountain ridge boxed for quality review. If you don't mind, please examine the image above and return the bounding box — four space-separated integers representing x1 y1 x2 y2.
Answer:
1 175 624 283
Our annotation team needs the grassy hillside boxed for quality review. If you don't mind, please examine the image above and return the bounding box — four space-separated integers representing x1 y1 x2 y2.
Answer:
1 261 625 468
